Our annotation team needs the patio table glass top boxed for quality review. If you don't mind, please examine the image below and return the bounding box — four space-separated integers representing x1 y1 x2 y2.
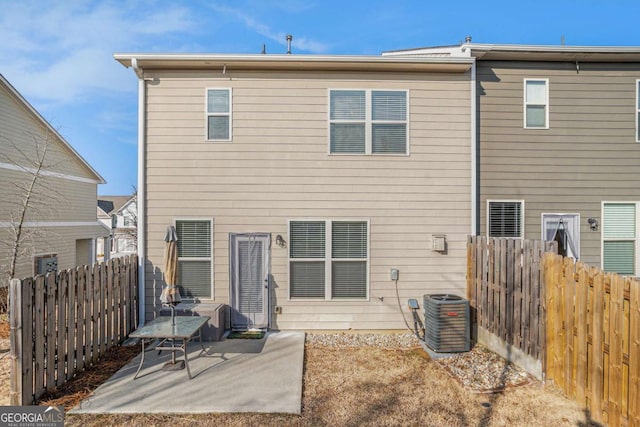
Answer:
129 316 210 340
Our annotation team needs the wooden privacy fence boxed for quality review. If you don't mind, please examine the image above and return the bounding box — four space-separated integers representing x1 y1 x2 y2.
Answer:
466 236 557 363
9 255 138 405
545 253 640 427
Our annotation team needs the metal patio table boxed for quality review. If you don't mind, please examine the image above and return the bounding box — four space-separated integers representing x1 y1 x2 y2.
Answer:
129 315 210 379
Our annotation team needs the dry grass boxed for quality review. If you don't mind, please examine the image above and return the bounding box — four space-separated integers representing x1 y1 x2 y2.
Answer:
58 345 598 427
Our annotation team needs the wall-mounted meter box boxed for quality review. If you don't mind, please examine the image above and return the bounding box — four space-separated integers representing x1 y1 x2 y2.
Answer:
432 235 446 252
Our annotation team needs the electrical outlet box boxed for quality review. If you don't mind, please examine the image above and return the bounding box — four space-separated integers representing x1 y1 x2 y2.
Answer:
390 268 399 281
432 235 446 252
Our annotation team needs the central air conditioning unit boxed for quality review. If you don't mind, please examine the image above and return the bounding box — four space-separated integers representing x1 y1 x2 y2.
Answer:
423 294 470 353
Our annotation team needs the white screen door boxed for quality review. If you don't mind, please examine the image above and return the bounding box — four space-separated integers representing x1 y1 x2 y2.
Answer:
230 233 270 329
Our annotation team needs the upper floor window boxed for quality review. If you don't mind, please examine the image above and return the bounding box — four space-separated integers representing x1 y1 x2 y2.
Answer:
488 200 524 238
329 90 408 155
524 79 548 129
206 89 231 141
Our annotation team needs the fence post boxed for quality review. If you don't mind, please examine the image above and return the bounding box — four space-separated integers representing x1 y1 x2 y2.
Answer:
9 278 22 405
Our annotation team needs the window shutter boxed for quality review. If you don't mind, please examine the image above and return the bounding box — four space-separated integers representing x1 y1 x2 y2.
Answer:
332 261 366 298
603 241 635 275
526 106 546 127
179 260 211 298
603 203 636 238
330 124 366 153
176 221 211 257
208 116 230 140
525 81 546 104
372 91 406 121
290 262 325 298
290 221 325 258
372 124 406 154
330 90 365 120
332 222 367 258
488 201 522 238
207 90 229 113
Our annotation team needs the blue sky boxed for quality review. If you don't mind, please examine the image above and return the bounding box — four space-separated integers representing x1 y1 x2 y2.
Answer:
2 0 640 195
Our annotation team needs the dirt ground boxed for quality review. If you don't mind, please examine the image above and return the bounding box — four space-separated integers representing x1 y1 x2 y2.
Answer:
1 323 599 426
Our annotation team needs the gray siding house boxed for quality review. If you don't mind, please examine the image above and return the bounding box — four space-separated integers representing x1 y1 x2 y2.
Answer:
387 42 640 277
114 53 475 330
0 74 108 282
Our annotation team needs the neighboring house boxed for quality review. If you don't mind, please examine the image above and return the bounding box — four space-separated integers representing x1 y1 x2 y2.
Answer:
96 194 138 259
0 74 108 281
114 53 475 330
386 41 640 277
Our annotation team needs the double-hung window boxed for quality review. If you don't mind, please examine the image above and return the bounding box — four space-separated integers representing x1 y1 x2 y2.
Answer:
524 79 548 128
602 203 638 276
176 219 213 299
206 88 231 141
289 220 368 299
488 200 524 238
329 89 408 154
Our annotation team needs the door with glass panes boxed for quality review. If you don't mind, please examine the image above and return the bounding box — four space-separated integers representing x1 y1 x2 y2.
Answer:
229 233 270 330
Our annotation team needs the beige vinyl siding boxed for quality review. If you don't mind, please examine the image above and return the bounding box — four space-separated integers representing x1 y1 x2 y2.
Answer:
0 225 104 280
478 61 640 267
0 84 99 180
143 69 471 329
0 80 107 282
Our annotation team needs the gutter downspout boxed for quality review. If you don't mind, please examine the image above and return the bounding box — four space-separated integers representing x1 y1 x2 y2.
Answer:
132 58 146 328
470 59 477 236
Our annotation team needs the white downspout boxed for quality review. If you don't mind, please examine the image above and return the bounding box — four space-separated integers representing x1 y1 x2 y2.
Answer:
470 59 477 236
132 58 146 327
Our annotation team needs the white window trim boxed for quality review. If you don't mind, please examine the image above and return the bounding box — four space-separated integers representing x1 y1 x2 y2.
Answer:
636 79 640 142
287 218 370 301
601 201 640 276
205 88 232 142
174 217 215 300
327 89 410 156
540 212 580 258
486 199 525 238
523 78 549 129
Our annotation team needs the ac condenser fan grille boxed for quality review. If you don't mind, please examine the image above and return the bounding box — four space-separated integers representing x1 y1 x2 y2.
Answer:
423 294 470 353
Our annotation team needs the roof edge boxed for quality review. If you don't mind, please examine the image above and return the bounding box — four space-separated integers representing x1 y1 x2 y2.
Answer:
0 74 106 184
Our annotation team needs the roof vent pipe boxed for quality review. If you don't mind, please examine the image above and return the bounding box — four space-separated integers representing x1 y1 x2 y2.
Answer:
465 36 472 44
286 34 293 54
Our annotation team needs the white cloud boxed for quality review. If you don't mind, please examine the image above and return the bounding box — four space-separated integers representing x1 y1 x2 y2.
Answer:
210 4 330 54
0 0 198 105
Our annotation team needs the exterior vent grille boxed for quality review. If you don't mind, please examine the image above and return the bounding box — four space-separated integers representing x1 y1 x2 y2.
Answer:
423 294 470 353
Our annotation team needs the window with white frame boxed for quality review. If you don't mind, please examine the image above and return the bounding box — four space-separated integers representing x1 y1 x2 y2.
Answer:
289 220 368 299
176 219 213 299
524 79 548 128
329 89 407 154
206 89 231 141
488 200 524 238
602 203 637 276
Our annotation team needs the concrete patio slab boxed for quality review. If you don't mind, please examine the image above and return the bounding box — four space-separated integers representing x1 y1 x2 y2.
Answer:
70 330 305 414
